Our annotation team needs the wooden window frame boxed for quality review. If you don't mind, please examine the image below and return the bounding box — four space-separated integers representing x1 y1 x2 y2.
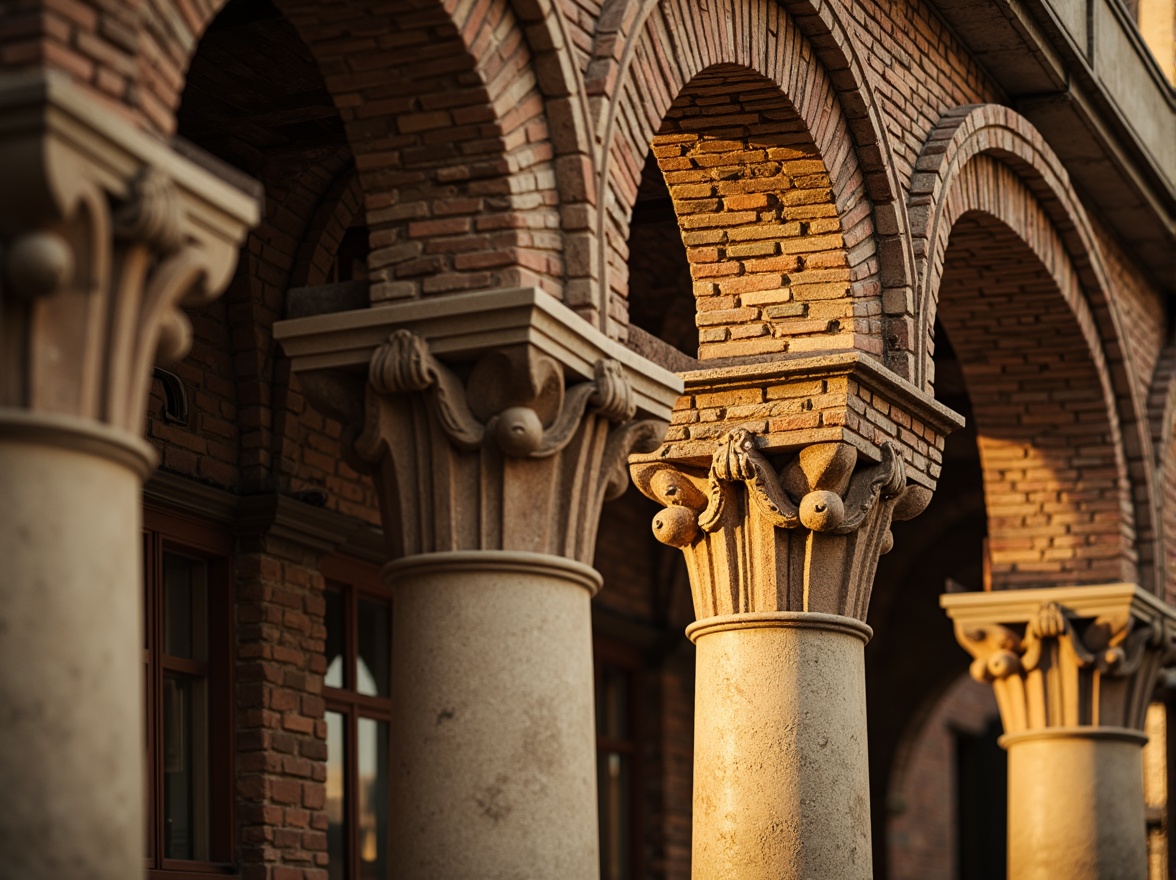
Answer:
143 506 236 879
594 638 646 880
321 555 392 880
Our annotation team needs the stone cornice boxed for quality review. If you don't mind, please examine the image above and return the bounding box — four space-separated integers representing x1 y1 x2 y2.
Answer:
273 286 683 420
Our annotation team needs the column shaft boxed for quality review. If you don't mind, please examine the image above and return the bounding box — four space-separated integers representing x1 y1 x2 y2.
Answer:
689 613 873 880
388 551 600 880
1005 729 1147 880
0 413 154 877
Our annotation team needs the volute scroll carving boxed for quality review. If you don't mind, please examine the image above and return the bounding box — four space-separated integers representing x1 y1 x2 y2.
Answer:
0 72 261 438
350 329 668 563
632 427 932 621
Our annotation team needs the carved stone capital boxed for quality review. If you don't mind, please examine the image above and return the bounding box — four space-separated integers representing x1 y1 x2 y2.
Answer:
632 429 933 620
0 72 260 437
942 584 1176 736
274 288 683 563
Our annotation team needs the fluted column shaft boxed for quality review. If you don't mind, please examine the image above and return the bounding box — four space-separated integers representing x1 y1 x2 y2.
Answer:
943 584 1176 880
0 72 258 877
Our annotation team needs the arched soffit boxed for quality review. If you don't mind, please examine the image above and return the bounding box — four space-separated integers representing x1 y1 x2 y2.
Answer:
144 0 572 299
1148 348 1176 604
590 0 915 359
911 103 1160 592
937 211 1137 589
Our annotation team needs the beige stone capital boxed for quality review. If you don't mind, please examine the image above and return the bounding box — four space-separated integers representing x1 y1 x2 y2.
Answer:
632 431 933 620
626 351 961 622
0 71 260 438
274 288 683 563
942 584 1176 736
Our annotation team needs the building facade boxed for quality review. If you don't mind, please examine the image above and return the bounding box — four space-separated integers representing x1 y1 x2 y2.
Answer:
0 0 1174 878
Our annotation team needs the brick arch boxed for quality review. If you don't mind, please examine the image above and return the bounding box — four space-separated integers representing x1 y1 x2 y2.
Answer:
144 0 567 298
937 210 1135 588
911 104 1160 591
591 0 914 359
1148 348 1176 605
290 169 365 289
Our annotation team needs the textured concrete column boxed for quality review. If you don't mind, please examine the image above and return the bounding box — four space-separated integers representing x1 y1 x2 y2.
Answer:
0 72 258 877
275 288 682 879
688 613 873 878
388 551 600 878
943 584 1176 880
631 357 962 880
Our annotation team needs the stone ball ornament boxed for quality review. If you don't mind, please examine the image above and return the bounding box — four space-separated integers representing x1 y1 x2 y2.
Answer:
798 490 845 531
652 504 700 548
494 406 545 456
5 230 73 298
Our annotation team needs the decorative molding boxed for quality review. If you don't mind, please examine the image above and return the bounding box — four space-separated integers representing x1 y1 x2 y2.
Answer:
0 71 260 437
942 584 1176 736
273 285 683 421
632 429 932 621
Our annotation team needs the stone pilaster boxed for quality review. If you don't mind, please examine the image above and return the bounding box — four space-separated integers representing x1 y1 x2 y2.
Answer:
630 355 962 880
0 71 259 879
274 287 682 880
942 584 1176 880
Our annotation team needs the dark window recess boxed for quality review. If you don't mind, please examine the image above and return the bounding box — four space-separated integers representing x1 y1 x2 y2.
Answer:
143 509 234 877
322 556 392 880
956 716 1007 880
327 226 371 284
595 642 645 880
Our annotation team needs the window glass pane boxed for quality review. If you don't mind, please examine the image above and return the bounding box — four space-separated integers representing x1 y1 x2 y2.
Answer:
325 589 345 689
596 665 630 739
326 711 346 880
163 672 210 861
358 718 389 880
597 751 632 880
356 599 390 697
163 553 207 661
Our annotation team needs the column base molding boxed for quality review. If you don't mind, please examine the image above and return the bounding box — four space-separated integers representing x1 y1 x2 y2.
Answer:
0 407 156 478
686 610 872 643
1000 725 1149 748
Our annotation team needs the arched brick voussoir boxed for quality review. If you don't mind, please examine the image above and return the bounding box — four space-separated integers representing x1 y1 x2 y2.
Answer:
911 104 1161 592
141 0 567 301
591 0 915 360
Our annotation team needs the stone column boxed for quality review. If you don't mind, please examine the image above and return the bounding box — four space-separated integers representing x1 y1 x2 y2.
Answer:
943 584 1176 880
275 289 682 879
0 72 258 877
630 357 963 880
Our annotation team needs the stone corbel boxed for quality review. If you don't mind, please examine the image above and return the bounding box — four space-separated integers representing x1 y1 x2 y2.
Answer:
944 585 1176 736
632 427 933 620
0 71 260 438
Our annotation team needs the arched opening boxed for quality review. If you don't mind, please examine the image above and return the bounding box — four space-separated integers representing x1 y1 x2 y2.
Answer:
645 64 859 363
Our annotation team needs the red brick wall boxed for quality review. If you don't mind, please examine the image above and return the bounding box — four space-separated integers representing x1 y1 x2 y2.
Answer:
236 536 331 880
